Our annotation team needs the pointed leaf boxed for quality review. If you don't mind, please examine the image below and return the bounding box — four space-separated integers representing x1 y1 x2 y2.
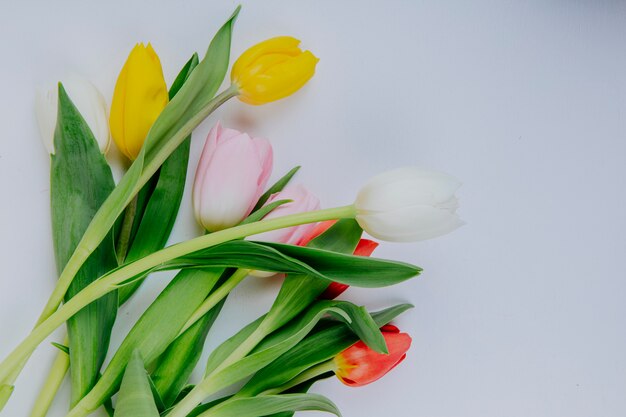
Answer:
114 351 159 417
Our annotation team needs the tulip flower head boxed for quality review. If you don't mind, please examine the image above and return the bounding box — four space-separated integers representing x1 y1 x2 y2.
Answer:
251 184 321 245
231 36 319 105
355 167 464 242
109 43 168 160
334 325 412 387
193 123 273 232
35 75 110 154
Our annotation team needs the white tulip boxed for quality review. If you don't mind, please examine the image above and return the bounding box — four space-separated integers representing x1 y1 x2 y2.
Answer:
355 167 464 242
35 75 110 155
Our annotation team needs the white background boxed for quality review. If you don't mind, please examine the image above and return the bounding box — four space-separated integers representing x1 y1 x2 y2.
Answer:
1 1 625 416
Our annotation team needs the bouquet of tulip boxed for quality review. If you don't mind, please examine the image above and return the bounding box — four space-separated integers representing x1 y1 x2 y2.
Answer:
0 6 463 417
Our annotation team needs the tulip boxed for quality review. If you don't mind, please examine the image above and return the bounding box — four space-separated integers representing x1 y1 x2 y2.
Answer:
109 43 168 160
35 75 110 154
231 36 319 105
251 184 321 245
355 167 464 242
193 123 273 232
334 324 412 387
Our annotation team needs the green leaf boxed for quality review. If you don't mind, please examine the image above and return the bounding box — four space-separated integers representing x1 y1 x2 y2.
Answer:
194 394 340 417
263 376 333 417
51 342 69 355
252 166 301 212
142 6 239 164
52 84 119 405
119 53 199 303
70 269 223 416
240 200 292 226
166 240 421 288
240 304 413 397
114 351 159 417
151 297 227 408
204 315 267 377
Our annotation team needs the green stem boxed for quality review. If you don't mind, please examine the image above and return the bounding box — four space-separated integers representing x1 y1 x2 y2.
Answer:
260 360 336 396
115 195 138 265
35 85 239 328
178 269 250 336
168 323 272 417
29 337 70 417
0 205 356 394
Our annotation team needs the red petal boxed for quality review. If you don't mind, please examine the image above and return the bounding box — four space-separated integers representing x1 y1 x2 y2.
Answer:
299 220 337 247
353 239 379 257
335 330 412 387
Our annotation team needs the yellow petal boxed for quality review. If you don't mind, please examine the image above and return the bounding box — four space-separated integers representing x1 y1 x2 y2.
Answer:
109 43 168 160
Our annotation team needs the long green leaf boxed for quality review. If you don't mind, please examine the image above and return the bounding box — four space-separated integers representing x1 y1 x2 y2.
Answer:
165 240 421 288
119 53 200 303
195 394 340 417
151 297 227 407
114 351 159 417
52 85 119 405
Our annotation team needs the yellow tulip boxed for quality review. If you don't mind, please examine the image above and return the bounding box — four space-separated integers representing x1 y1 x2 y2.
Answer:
110 43 168 160
231 36 319 105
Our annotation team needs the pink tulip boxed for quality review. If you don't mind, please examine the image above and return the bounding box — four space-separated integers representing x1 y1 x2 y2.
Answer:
251 184 321 245
193 122 273 231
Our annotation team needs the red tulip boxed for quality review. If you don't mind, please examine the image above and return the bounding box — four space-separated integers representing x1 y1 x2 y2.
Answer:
334 325 412 387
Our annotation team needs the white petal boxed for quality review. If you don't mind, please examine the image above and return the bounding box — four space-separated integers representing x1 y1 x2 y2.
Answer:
356 205 464 242
356 167 461 212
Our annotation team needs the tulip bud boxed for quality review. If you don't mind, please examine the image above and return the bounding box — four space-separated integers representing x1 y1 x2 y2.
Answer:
355 167 464 242
231 36 319 105
193 123 273 232
35 75 110 155
334 325 412 387
251 185 321 245
109 43 168 160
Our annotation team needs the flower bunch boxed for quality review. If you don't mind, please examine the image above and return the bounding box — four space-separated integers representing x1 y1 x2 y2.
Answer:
0 6 463 417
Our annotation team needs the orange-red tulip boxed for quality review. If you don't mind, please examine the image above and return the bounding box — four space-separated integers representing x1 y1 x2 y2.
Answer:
334 325 411 387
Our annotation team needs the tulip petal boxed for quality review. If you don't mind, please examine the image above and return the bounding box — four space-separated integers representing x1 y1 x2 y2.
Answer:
357 205 464 242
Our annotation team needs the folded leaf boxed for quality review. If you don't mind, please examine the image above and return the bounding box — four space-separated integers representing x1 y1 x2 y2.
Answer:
240 304 413 397
114 351 159 417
